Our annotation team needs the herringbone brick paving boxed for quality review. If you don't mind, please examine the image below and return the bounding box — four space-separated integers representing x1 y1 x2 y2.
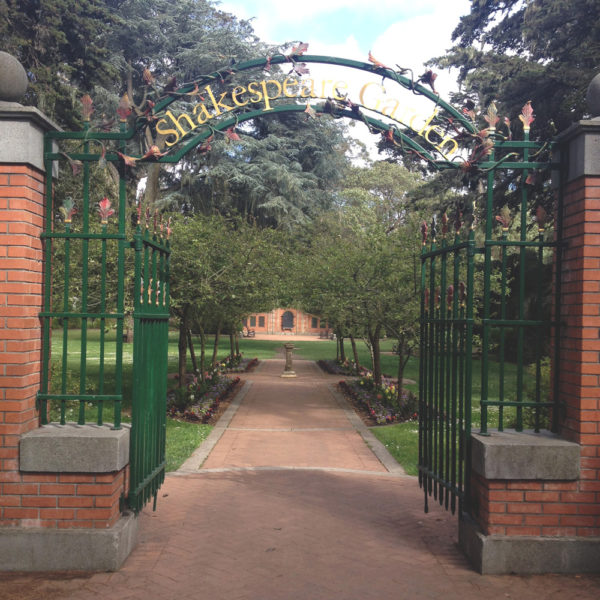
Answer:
1 358 599 599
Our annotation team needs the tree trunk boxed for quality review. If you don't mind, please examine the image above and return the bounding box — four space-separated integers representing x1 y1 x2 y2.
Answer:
199 326 206 382
369 324 383 386
396 336 412 403
349 335 360 375
177 311 188 389
339 334 346 362
187 329 198 374
211 321 222 368
235 332 240 357
229 332 235 361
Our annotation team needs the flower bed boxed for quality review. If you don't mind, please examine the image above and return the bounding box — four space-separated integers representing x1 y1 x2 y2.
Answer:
338 372 418 425
317 358 367 376
222 356 259 373
167 372 241 423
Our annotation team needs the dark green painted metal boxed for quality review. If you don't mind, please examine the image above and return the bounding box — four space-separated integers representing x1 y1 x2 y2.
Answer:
127 224 170 513
419 225 474 515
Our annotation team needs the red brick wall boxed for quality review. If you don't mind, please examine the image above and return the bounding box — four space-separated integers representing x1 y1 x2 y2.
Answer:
0 164 126 529
245 308 328 334
470 175 600 538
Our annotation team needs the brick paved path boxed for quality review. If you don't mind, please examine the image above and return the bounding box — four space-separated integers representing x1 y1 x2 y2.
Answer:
1 358 599 599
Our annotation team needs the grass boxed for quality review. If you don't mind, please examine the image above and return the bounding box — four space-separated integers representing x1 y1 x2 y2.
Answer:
370 423 419 476
165 418 212 472
48 329 537 476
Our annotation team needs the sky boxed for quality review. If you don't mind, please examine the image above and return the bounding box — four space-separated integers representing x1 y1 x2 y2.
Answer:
219 0 472 92
217 0 473 157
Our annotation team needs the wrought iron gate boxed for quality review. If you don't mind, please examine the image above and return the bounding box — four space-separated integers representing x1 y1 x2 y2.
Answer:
418 105 561 515
128 217 170 512
40 115 171 513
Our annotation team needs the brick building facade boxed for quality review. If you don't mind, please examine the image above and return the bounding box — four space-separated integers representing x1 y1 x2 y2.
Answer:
243 308 330 336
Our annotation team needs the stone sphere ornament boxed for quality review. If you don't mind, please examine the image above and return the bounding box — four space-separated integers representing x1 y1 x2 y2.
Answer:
0 51 28 103
587 72 600 118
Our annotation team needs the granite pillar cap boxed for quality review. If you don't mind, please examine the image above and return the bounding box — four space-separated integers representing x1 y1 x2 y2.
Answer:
0 51 28 104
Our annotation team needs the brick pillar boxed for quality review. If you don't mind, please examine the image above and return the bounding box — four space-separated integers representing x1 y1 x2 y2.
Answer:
459 119 600 575
0 101 136 571
0 164 45 462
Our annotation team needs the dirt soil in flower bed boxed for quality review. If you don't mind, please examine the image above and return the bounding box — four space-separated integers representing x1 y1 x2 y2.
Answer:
337 381 381 427
201 377 243 425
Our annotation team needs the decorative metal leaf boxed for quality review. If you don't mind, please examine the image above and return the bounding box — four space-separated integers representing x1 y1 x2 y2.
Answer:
495 206 511 230
142 68 155 86
97 196 115 224
60 152 83 176
368 51 389 70
424 287 430 311
166 216 172 240
536 205 549 231
421 221 428 245
290 42 309 56
304 103 317 119
225 127 241 142
525 171 539 186
503 116 512 140
141 145 167 160
441 213 448 236
293 62 310 76
519 101 535 130
81 95 94 122
462 99 477 122
163 76 177 93
435 286 441 309
59 197 77 224
458 282 466 306
446 285 454 308
484 102 500 129
116 151 138 167
417 70 437 93
117 93 132 122
197 135 213 154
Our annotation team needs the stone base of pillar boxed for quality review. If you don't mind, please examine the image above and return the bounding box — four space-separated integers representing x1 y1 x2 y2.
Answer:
281 371 297 378
0 512 139 572
459 514 600 574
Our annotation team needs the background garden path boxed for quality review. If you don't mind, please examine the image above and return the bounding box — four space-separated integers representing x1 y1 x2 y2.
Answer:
2 357 600 599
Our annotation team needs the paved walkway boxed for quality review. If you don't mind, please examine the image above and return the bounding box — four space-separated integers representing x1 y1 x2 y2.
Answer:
2 359 600 599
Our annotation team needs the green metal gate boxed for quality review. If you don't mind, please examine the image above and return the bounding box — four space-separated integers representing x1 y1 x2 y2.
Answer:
418 105 562 515
40 111 171 513
128 214 170 512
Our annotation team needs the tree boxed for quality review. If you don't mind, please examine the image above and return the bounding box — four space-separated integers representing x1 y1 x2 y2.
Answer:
433 0 600 138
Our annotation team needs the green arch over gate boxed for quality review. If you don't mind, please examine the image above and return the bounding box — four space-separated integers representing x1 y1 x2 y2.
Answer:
47 53 486 171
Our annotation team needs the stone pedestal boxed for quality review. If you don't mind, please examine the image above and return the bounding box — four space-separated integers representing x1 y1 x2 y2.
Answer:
281 343 297 378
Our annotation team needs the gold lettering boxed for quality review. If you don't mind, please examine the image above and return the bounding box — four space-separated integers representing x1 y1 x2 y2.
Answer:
193 103 212 125
424 125 444 145
156 118 179 147
381 98 400 118
260 79 282 110
417 109 439 136
283 78 299 98
164 110 197 144
205 85 234 115
320 79 333 98
231 86 248 107
435 136 459 157
332 81 348 101
247 81 263 104
300 78 317 99
359 82 384 110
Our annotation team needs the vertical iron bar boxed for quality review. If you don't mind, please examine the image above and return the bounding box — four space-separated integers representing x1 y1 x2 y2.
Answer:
78 128 90 425
498 229 508 431
98 226 107 426
60 230 71 425
516 136 530 431
40 137 55 425
480 163 496 434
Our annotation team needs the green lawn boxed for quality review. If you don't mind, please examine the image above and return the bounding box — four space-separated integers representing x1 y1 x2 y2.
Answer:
165 419 212 472
49 330 535 476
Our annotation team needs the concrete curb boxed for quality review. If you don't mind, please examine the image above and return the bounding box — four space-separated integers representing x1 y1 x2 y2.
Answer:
327 383 409 477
